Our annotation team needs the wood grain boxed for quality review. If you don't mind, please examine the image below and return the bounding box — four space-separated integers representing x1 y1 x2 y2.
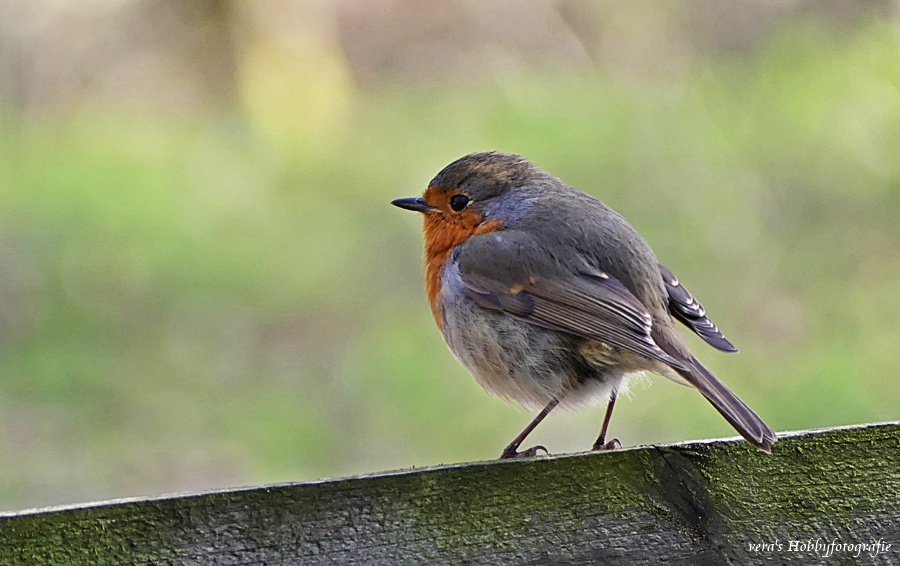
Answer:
2 423 899 565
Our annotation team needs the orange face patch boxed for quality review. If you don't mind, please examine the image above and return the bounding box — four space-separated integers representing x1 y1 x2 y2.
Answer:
419 185 503 329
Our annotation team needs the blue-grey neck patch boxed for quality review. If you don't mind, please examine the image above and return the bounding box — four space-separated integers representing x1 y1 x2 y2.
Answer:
483 187 538 227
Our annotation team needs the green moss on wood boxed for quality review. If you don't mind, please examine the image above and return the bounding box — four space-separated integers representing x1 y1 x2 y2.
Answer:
2 423 899 565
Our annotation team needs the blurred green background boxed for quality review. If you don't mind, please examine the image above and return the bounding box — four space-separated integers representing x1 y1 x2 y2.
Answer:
1 0 899 511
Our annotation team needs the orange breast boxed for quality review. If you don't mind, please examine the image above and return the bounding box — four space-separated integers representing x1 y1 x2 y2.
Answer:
419 186 503 329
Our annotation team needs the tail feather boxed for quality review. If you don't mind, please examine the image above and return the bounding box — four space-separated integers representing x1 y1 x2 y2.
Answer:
651 325 776 451
677 356 777 451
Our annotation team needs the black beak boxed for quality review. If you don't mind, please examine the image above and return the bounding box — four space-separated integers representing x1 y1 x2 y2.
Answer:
391 197 435 213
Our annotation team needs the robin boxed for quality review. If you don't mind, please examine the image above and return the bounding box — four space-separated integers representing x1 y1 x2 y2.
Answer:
392 151 776 458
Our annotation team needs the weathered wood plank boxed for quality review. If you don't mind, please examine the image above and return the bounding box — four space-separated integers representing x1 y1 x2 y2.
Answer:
2 423 899 565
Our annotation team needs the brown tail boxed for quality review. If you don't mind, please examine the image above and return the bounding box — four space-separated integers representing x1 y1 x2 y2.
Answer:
652 327 776 451
677 355 777 452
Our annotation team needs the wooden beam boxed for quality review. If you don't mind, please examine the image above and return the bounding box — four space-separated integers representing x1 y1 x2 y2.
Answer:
2 423 899 565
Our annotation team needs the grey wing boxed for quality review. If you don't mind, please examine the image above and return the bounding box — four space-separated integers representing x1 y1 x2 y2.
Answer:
659 264 738 353
455 231 687 371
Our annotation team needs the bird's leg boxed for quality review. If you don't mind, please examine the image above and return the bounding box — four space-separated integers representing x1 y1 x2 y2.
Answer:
592 389 621 451
500 398 560 459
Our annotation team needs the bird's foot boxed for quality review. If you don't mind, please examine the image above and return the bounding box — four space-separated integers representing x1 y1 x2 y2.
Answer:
499 445 549 459
591 439 621 451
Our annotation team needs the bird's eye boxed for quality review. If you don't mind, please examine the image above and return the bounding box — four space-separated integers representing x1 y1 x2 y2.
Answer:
449 194 470 212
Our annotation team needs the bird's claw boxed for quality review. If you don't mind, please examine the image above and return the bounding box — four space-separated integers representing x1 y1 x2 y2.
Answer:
499 445 549 459
592 438 621 451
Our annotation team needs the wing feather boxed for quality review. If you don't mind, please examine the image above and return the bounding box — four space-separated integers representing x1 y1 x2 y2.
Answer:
659 264 738 353
458 233 686 370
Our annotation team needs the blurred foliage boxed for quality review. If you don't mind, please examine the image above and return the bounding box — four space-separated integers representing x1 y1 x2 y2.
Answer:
1 14 900 511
